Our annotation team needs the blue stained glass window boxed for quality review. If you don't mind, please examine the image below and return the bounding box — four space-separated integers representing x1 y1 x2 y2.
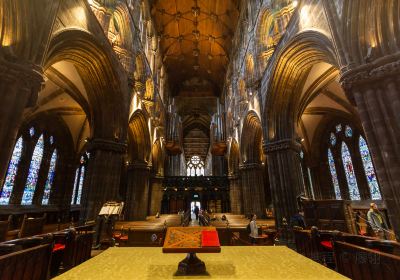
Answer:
29 127 35 137
71 168 80 205
21 135 45 205
345 125 353 137
300 150 304 159
330 133 336 146
341 142 361 200
50 136 54 145
359 136 382 200
0 137 24 205
328 149 342 199
42 149 57 205
335 124 342 133
75 166 85 205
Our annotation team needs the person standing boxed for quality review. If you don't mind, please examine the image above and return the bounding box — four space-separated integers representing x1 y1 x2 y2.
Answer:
367 203 389 239
249 214 258 245
194 205 200 221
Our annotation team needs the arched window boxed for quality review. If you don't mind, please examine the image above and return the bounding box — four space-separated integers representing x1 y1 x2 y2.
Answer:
71 155 87 205
22 135 45 205
42 149 58 205
341 142 361 200
328 149 341 200
186 155 204 176
359 136 382 200
0 137 24 205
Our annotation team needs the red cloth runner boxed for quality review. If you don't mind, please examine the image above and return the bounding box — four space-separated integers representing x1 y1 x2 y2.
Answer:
201 230 220 247
53 243 66 252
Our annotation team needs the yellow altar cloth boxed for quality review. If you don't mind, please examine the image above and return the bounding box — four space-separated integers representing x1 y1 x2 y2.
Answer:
54 246 348 280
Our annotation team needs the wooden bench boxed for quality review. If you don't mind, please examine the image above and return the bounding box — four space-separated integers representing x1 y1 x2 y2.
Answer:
127 227 166 246
334 240 400 279
19 214 47 238
0 216 11 242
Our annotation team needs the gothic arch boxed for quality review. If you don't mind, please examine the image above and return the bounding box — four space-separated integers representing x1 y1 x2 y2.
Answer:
151 138 165 177
45 28 129 140
128 110 151 163
241 111 263 164
228 139 240 176
264 30 338 141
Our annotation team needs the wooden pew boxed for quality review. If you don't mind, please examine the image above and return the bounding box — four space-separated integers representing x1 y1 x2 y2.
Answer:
0 243 52 280
127 226 166 246
19 214 47 238
0 216 11 242
333 241 400 280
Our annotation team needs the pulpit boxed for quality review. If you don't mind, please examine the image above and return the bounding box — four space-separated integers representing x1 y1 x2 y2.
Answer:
95 201 124 249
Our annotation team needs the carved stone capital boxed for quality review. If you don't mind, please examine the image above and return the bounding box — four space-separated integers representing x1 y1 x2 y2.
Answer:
127 160 151 170
239 162 262 170
341 54 400 93
87 138 127 153
262 139 302 153
0 57 44 107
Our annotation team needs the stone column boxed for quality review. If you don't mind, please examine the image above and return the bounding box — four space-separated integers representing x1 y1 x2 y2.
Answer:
228 175 242 214
125 161 151 220
0 59 43 186
263 139 304 230
341 59 400 239
82 139 126 221
239 163 266 218
149 176 164 216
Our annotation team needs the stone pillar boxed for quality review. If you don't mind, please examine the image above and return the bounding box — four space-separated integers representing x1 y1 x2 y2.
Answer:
341 59 400 239
228 175 242 214
82 139 126 221
0 59 43 186
149 176 163 216
125 161 151 220
239 163 266 218
263 139 304 230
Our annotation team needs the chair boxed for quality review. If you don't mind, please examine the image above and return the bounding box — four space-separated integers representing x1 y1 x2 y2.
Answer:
0 215 11 242
19 214 47 238
333 240 400 280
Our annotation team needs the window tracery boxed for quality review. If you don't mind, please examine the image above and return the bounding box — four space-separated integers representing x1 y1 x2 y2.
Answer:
186 155 204 176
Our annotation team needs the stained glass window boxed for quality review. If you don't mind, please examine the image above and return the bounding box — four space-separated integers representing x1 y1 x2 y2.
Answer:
300 150 304 159
42 149 57 205
328 149 341 199
330 133 336 146
21 135 45 205
75 166 85 204
29 127 35 137
0 137 24 205
50 136 54 145
335 124 342 133
71 168 80 205
186 155 204 176
341 142 361 200
345 125 353 137
359 136 382 200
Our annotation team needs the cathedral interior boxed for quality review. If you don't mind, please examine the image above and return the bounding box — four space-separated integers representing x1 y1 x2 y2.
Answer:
1 0 400 279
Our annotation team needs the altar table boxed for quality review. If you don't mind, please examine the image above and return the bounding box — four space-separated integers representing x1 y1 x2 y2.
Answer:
54 246 348 279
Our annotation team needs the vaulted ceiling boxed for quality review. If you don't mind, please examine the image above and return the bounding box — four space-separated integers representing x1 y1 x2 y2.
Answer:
151 0 240 96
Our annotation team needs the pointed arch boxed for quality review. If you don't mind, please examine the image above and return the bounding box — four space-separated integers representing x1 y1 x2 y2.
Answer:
42 149 58 205
359 136 382 200
228 139 240 176
327 148 341 199
241 111 263 164
128 110 151 163
0 137 24 205
21 135 45 205
341 142 361 200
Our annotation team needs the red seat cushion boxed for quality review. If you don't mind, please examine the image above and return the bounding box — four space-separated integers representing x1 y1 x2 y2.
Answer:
53 243 66 252
320 240 333 250
120 236 128 241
